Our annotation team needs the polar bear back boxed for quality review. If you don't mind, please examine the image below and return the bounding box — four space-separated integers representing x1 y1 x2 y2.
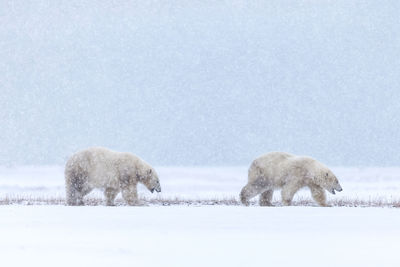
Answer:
248 152 322 186
66 147 143 188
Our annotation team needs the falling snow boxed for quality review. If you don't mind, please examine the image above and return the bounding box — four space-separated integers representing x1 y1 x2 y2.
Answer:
1 1 400 166
1 1 400 267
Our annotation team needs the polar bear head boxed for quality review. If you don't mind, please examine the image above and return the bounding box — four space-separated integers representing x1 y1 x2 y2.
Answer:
141 168 161 193
315 168 342 195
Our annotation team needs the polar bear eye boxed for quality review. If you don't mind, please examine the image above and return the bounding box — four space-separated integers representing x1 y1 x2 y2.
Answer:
326 173 328 177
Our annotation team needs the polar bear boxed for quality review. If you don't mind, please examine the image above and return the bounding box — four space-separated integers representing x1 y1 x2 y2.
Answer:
240 152 342 207
65 147 161 206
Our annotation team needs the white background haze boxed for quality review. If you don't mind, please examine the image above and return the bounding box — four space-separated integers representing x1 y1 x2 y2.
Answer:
1 0 399 166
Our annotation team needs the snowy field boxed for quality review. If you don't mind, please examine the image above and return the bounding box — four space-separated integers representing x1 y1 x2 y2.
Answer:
0 166 399 267
0 166 400 205
1 206 399 267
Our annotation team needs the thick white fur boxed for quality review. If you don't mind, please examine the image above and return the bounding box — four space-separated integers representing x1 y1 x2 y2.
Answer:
240 152 342 206
65 147 161 206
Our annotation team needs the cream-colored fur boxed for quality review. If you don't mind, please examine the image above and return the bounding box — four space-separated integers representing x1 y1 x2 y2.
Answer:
65 147 161 206
240 152 342 207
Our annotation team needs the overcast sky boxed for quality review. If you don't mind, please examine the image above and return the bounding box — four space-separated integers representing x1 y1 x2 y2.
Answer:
1 0 399 166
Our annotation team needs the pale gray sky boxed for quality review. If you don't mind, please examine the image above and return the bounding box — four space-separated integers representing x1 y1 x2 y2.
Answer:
1 1 399 166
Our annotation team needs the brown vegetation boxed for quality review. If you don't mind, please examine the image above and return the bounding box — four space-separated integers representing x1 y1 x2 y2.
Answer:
0 195 399 207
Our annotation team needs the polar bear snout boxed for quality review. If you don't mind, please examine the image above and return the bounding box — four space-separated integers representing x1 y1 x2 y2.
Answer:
155 182 162 193
336 186 343 192
150 182 161 193
330 185 343 195
150 186 161 193
334 183 343 192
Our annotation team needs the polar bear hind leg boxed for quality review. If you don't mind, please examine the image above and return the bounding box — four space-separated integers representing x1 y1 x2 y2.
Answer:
65 168 93 206
240 183 266 206
259 189 274 206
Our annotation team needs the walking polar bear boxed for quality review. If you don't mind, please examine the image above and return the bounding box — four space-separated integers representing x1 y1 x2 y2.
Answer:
65 147 161 206
240 152 342 207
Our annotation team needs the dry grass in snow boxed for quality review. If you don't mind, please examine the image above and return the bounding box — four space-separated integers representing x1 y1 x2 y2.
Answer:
0 195 399 208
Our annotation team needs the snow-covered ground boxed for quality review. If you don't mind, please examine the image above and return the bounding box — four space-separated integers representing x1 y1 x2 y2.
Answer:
0 206 399 267
0 166 399 202
0 166 399 267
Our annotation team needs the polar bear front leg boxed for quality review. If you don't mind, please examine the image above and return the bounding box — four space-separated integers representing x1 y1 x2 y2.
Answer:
309 184 329 207
121 184 144 206
281 182 301 206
